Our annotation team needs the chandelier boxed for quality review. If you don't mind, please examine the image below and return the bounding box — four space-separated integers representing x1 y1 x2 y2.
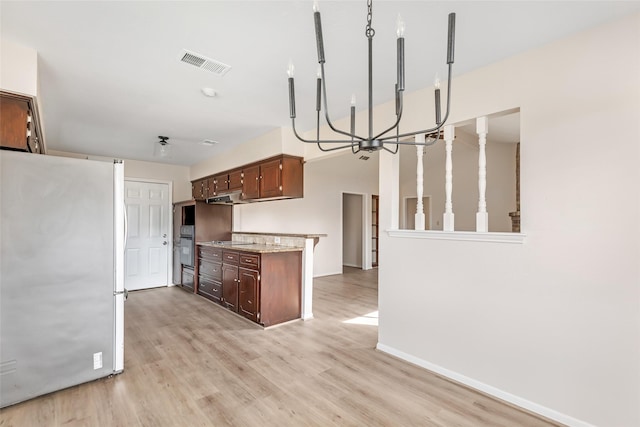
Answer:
287 0 456 154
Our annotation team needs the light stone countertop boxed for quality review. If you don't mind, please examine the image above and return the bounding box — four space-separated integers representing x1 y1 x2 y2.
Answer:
196 241 303 254
232 232 327 239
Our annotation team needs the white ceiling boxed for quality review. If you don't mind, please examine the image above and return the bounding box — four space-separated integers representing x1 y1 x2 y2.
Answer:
2 1 638 165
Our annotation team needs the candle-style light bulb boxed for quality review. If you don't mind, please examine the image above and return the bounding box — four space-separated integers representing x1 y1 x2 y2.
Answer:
350 93 356 138
397 14 405 91
313 0 325 63
434 74 441 125
447 13 456 64
316 67 322 112
396 14 405 38
287 60 296 119
287 60 295 78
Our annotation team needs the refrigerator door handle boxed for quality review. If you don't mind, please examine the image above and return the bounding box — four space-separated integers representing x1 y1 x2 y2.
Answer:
113 160 125 374
123 205 128 249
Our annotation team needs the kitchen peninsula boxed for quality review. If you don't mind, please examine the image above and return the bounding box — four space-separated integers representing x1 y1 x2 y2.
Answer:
194 232 325 327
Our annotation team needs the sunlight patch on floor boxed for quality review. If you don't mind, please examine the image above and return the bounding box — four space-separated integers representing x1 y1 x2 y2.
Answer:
343 310 379 326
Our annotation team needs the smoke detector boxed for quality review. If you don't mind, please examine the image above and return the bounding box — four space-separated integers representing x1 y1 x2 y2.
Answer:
201 87 217 97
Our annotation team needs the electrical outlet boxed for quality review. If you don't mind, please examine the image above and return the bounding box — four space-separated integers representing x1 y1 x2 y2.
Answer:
93 352 102 370
274 237 281 244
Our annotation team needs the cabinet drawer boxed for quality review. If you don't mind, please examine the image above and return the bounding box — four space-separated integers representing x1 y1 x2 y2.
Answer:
239 253 260 269
199 246 222 262
198 276 222 304
198 260 222 281
222 250 239 265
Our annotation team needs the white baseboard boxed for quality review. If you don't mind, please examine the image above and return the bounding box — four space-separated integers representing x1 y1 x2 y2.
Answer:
342 263 363 269
375 343 595 427
314 270 343 278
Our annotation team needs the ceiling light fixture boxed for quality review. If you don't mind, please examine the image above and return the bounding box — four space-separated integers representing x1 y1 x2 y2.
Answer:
287 0 456 154
201 87 217 97
155 136 171 158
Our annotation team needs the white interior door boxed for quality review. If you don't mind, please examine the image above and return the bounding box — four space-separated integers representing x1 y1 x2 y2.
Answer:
125 180 170 291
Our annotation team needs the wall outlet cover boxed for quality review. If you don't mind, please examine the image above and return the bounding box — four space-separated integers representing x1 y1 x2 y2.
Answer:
274 237 281 244
93 352 103 370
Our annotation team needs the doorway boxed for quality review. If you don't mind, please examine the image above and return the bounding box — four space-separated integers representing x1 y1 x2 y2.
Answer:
124 180 171 291
342 193 364 269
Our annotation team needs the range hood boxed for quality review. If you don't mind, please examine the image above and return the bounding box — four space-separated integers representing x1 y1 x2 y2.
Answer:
206 190 247 205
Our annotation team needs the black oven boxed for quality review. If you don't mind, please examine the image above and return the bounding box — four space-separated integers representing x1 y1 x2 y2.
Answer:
179 225 195 267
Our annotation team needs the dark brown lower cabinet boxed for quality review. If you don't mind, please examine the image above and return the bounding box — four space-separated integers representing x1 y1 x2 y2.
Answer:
198 276 222 304
196 245 301 327
197 246 223 303
221 263 239 312
239 268 259 322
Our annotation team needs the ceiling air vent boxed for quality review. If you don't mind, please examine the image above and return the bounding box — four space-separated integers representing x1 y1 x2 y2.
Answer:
179 49 231 76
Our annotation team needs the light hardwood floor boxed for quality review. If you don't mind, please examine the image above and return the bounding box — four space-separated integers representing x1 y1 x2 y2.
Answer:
1 269 560 427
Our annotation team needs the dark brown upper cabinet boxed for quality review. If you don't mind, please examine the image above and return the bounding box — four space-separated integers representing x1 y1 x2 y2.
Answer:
1 91 45 154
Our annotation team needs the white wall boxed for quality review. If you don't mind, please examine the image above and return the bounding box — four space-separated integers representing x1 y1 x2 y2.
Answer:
48 150 191 202
190 127 304 180
379 13 640 427
399 134 517 232
124 159 191 202
232 152 378 277
0 39 38 96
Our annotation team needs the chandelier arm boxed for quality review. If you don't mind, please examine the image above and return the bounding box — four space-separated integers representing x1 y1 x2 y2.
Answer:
378 63 454 142
316 142 360 152
388 139 437 146
441 63 454 125
392 128 442 147
382 143 400 154
377 119 446 142
372 93 404 141
292 118 363 144
320 64 367 141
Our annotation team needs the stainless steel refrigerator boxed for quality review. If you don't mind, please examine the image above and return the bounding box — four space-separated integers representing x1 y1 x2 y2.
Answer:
0 150 125 408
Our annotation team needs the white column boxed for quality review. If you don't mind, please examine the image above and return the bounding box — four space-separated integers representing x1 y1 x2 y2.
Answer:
414 134 425 230
301 237 315 320
379 146 399 230
476 116 489 232
443 125 455 231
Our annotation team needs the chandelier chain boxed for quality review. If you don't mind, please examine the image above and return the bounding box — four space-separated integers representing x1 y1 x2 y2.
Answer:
365 0 375 39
